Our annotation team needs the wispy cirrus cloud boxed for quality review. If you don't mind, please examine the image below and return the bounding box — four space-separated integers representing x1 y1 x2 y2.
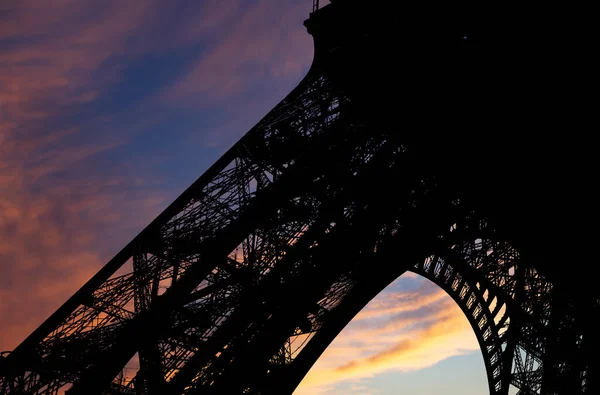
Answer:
294 275 480 395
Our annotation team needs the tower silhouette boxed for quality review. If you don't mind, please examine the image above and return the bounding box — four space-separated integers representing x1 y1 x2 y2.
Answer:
1 1 597 394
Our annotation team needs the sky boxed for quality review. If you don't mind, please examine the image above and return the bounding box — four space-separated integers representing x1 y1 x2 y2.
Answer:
0 0 487 393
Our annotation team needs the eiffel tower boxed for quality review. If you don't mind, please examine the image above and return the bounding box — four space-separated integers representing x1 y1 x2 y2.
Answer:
1 1 597 394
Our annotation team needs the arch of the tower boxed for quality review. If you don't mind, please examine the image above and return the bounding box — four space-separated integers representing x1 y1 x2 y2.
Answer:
272 234 553 395
409 252 512 395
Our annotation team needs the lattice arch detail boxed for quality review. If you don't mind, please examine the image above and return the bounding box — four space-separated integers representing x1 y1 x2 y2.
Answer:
411 249 513 394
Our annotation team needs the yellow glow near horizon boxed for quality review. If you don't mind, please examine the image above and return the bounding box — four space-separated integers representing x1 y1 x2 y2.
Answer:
294 274 481 395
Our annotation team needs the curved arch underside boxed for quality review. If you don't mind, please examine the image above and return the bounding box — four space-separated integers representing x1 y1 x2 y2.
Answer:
275 225 583 395
411 239 535 394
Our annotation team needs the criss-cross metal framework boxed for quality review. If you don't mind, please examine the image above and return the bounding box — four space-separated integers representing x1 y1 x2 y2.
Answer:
0 1 596 394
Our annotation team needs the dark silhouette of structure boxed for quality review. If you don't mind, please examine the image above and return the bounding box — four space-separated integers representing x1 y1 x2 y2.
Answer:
1 1 597 394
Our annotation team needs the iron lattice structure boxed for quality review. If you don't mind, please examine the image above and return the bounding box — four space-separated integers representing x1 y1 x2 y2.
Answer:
1 1 597 394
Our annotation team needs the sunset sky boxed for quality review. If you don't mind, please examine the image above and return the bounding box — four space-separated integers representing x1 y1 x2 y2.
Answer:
0 1 487 393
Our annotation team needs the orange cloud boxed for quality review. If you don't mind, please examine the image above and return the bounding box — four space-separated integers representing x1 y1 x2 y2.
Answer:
294 276 480 395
